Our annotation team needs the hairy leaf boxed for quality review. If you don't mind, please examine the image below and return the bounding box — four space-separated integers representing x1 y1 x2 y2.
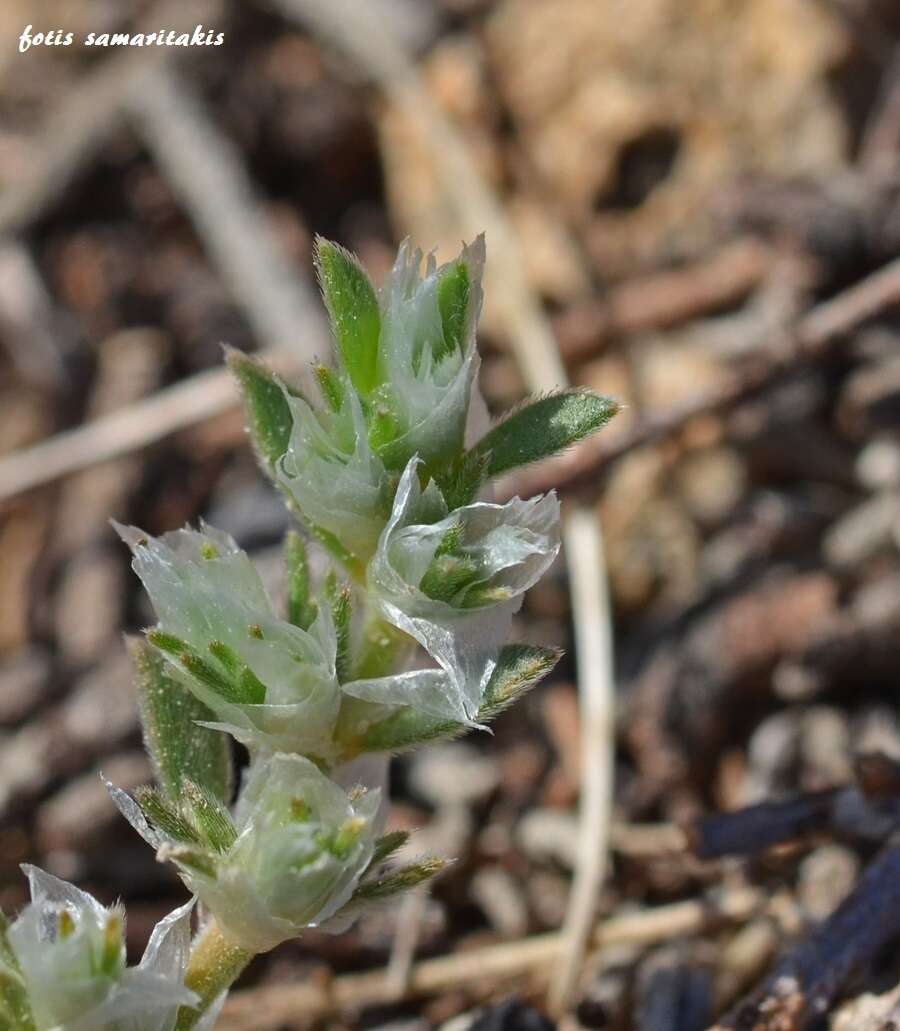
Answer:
434 259 469 363
130 638 232 804
227 349 294 472
285 531 317 630
316 238 381 399
472 391 619 478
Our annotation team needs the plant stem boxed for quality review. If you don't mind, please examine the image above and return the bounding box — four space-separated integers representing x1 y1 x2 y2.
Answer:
175 919 253 1030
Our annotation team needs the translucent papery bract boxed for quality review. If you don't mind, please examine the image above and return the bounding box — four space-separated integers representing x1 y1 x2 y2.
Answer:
115 522 342 760
176 754 379 953
277 384 390 566
345 460 561 724
6 866 196 1031
374 238 484 472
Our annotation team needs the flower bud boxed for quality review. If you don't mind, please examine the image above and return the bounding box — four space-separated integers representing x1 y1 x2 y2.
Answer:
3 866 197 1031
346 458 560 724
370 236 485 475
114 522 342 759
158 754 379 952
276 384 391 569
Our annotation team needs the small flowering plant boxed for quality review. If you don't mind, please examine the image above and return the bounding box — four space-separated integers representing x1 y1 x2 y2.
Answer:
0 236 616 1028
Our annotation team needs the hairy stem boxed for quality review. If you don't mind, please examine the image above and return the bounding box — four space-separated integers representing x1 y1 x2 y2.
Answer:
175 919 253 1030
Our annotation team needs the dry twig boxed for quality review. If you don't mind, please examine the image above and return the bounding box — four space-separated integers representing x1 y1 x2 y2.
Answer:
548 508 616 1015
715 837 900 1030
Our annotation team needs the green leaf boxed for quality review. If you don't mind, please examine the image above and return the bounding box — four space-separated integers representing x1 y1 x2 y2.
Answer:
369 830 410 868
479 643 563 718
315 239 381 400
207 641 267 705
435 259 469 363
314 364 344 413
472 391 619 479
227 349 294 472
285 531 317 630
0 912 34 1031
130 638 233 804
309 523 366 582
352 858 446 902
355 706 460 754
182 781 238 854
433 449 490 510
134 786 201 845
324 574 352 683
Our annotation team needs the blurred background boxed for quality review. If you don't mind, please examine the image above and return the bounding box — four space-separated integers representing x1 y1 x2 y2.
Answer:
1 1 900 1028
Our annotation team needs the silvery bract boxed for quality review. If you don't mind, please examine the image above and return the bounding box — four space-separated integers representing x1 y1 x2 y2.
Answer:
346 459 560 724
371 237 484 473
114 522 341 759
3 866 197 1031
277 383 391 566
157 755 377 953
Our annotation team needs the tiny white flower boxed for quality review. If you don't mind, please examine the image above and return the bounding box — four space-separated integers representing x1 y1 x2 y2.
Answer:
344 458 560 724
3 866 196 1031
114 522 342 759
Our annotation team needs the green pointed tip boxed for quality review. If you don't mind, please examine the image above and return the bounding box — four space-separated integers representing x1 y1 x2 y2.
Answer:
146 628 189 656
227 349 294 473
285 531 317 630
353 858 446 902
473 391 620 479
435 259 470 362
369 829 410 867
135 785 202 845
182 780 238 854
480 643 563 715
315 238 381 400
314 364 345 413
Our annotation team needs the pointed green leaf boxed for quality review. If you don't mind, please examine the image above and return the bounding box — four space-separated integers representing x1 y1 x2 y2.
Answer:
435 259 469 362
433 449 490 510
314 363 344 413
472 391 619 479
130 638 233 804
369 830 410 869
479 643 563 718
355 706 460 754
134 786 201 845
227 349 294 472
0 911 33 1031
315 239 381 399
352 858 446 902
324 574 352 683
182 780 238 854
285 531 317 630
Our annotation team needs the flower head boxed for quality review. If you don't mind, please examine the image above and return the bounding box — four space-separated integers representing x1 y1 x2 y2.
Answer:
3 866 197 1031
114 755 380 953
114 522 342 759
345 459 560 724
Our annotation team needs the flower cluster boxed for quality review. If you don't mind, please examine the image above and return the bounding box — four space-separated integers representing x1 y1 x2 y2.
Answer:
0 866 217 1031
1 235 616 1030
110 754 382 953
